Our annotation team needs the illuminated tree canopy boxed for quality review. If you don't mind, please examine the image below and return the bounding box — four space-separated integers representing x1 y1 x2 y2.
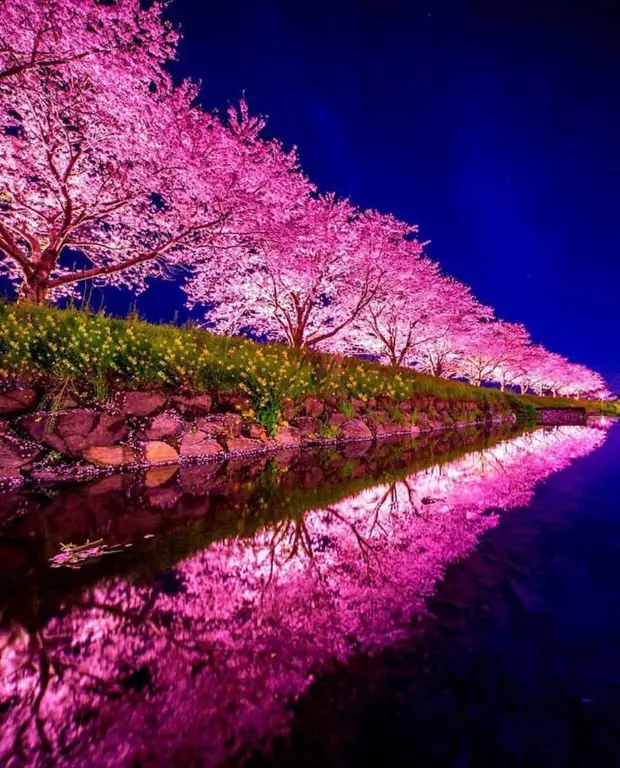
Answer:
0 0 609 397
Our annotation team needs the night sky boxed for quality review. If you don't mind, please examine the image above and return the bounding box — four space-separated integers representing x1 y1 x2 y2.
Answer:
155 0 618 385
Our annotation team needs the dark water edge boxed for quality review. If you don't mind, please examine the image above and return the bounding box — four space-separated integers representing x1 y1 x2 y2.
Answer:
0 421 615 766
0 422 516 624
251 425 620 768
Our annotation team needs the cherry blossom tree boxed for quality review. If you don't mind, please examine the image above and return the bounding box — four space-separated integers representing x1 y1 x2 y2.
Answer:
0 0 177 82
407 279 493 374
533 354 608 399
413 315 484 379
486 324 533 391
188 200 403 349
454 320 531 388
563 364 609 399
416 335 460 378
0 1 310 303
333 249 493 368
504 346 608 400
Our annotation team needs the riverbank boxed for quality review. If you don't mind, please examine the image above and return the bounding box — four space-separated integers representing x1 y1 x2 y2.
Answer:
0 302 614 488
0 423 518 582
0 382 515 488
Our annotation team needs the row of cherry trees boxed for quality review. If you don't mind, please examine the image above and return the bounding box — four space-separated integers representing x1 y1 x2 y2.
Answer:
0 0 609 398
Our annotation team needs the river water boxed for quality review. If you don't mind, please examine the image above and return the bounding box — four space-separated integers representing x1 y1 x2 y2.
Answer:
0 421 617 767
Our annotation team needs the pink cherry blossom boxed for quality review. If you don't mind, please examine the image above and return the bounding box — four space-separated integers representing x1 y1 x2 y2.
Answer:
0 0 609 396
0 425 607 766
0 1 311 302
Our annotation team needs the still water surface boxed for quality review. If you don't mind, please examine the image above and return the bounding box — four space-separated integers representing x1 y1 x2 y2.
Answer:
0 422 617 766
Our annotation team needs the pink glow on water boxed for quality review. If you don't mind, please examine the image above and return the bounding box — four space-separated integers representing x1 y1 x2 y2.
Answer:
0 426 607 766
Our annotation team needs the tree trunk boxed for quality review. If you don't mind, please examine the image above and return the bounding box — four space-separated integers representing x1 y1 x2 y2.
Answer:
18 278 49 305
17 248 57 304
290 328 305 349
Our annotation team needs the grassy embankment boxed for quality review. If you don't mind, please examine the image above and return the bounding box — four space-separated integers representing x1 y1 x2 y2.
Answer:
1 301 617 429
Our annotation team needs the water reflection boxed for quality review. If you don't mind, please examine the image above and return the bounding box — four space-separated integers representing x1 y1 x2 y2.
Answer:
0 425 608 766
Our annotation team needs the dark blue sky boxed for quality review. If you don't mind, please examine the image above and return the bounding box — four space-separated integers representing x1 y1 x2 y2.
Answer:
158 0 619 383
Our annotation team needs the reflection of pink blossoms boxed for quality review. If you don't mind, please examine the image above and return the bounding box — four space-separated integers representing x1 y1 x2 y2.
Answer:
0 426 607 766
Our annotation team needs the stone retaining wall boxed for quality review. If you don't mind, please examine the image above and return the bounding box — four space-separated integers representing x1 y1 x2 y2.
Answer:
536 407 587 426
0 385 514 488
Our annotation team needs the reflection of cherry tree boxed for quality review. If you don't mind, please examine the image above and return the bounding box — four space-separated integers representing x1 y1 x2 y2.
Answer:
0 426 607 766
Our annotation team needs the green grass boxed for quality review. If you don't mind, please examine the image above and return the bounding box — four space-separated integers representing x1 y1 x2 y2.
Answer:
0 300 616 421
